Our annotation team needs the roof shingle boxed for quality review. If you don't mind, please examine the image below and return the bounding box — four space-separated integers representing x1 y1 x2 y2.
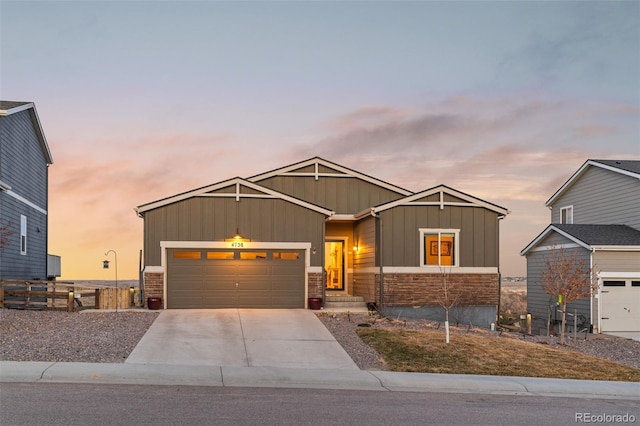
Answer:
554 224 640 246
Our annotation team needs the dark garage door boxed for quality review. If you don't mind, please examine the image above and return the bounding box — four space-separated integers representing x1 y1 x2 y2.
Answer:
167 249 305 309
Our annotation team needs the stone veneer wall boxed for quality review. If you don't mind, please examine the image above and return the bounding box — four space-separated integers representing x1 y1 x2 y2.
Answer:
143 272 164 308
307 272 323 299
379 273 499 307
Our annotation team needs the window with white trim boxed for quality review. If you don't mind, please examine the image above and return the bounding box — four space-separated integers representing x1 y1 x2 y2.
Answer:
20 215 27 255
419 229 460 267
560 206 573 224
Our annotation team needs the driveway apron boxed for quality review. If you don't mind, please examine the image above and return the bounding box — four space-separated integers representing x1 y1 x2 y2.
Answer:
126 309 358 370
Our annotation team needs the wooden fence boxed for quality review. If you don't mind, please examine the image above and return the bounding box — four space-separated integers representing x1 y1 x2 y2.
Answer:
0 280 141 311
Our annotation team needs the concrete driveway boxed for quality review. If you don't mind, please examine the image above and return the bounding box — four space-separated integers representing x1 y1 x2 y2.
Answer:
126 309 358 370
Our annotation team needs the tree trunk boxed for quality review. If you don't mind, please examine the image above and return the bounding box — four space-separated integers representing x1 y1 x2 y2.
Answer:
445 309 450 344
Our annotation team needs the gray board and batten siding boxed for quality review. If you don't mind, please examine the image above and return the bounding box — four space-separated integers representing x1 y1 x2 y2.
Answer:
550 164 640 229
253 173 407 214
379 204 499 268
0 107 49 280
143 195 326 267
525 232 591 335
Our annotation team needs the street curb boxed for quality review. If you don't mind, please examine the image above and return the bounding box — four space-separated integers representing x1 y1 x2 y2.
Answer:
1 361 638 399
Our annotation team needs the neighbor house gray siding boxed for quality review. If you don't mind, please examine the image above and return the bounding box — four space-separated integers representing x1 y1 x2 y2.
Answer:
0 109 48 280
526 233 591 334
380 205 500 267
594 251 640 272
255 175 404 214
143 196 326 267
551 166 640 229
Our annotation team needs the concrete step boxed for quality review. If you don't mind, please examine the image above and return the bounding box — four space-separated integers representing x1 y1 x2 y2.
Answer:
324 295 365 303
323 295 369 312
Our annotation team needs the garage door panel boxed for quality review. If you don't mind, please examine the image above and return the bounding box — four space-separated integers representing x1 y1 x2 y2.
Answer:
168 249 305 309
601 279 640 332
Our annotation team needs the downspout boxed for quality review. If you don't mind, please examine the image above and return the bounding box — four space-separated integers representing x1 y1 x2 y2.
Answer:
496 214 505 327
374 211 384 314
591 247 597 333
321 219 326 307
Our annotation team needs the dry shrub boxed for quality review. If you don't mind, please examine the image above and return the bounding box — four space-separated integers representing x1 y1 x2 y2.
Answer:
501 290 527 316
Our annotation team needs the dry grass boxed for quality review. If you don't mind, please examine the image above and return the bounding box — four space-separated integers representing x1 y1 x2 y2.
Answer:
356 328 640 382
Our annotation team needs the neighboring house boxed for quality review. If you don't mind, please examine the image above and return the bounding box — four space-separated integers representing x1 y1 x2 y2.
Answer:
521 159 640 335
136 157 508 326
0 101 53 280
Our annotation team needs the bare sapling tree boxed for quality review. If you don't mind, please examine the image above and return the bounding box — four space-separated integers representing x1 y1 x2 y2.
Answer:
0 220 13 252
541 246 598 345
436 267 461 344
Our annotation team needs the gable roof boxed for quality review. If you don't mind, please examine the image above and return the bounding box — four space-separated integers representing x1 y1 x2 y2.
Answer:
0 101 53 165
355 184 509 218
135 177 334 216
546 159 640 206
248 156 413 196
521 224 640 255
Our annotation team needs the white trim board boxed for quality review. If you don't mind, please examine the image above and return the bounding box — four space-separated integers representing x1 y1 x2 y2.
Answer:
4 190 47 215
247 157 412 196
357 267 499 274
546 160 640 206
136 177 333 216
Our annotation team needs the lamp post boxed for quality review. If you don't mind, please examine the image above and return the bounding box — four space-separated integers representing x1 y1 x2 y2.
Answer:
103 250 118 312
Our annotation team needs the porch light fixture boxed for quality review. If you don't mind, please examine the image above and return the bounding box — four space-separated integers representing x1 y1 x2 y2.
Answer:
233 228 242 239
225 228 250 242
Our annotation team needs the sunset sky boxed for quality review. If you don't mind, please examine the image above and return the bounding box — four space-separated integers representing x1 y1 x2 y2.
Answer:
1 1 638 280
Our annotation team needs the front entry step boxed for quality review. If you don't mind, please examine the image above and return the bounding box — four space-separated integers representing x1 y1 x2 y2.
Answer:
323 295 369 312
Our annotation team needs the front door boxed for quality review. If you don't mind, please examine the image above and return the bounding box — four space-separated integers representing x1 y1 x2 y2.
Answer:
325 240 344 291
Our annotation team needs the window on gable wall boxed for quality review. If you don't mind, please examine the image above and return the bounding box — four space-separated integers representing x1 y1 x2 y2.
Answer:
560 206 573 224
420 229 459 267
20 215 27 255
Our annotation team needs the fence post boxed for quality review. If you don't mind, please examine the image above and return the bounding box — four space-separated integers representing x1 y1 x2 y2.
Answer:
0 282 3 308
573 309 577 340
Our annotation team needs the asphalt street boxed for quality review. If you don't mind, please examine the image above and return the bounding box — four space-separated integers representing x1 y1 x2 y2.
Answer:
2 382 638 426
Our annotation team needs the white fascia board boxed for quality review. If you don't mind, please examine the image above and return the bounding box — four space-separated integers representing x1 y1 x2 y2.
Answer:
545 160 590 206
326 214 357 221
520 225 591 256
136 177 333 216
0 103 53 164
357 266 498 274
529 243 582 252
29 105 53 165
546 160 640 207
0 102 34 116
373 185 509 216
599 272 640 279
592 245 640 252
248 157 413 196
0 179 11 191
136 177 242 213
354 207 375 220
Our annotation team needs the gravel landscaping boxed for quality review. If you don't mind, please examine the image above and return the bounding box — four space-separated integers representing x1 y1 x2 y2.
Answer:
1 309 638 373
0 309 158 363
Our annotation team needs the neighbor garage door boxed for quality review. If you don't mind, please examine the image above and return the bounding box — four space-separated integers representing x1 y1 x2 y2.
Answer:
600 279 640 332
167 249 305 309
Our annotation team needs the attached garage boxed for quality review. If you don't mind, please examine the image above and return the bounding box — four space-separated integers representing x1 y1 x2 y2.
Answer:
167 248 306 309
600 279 640 332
